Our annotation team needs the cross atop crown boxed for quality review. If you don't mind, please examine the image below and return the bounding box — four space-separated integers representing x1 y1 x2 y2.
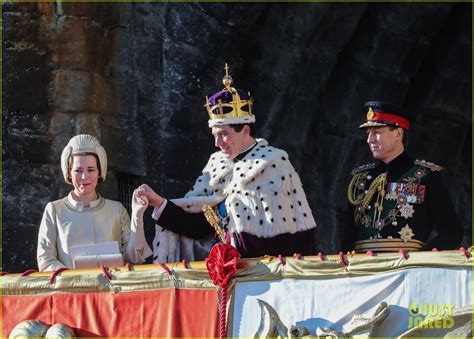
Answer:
222 63 233 88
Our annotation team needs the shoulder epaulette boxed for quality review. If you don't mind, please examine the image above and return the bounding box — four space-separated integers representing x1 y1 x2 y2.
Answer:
414 159 443 172
351 163 376 176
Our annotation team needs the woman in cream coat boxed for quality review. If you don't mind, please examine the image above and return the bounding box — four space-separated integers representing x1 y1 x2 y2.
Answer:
37 134 152 271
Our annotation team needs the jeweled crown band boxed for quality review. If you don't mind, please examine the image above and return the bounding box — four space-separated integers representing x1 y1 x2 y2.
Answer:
206 95 253 119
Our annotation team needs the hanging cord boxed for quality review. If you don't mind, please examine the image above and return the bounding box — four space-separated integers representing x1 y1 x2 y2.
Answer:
49 267 69 284
339 252 348 267
100 265 112 280
371 174 387 228
399 249 408 260
459 247 470 259
205 243 240 338
348 172 386 207
347 172 369 205
21 269 38 276
220 287 228 338
349 173 387 226
317 252 325 261
154 261 172 275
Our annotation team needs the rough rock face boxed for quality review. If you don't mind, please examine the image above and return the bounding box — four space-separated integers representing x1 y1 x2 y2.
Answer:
2 3 471 272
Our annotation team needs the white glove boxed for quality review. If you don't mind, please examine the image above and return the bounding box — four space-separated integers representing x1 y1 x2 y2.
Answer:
132 187 149 220
130 187 149 252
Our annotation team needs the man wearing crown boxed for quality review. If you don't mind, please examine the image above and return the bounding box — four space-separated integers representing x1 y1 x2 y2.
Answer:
135 65 317 262
343 101 463 253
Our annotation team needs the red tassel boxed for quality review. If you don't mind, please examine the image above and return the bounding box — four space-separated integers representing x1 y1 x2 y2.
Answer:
278 254 286 266
155 261 172 275
459 247 469 259
21 269 38 276
366 251 375 256
318 252 325 261
293 253 302 260
100 265 112 280
126 263 133 271
431 248 438 252
49 267 69 284
399 249 408 260
339 251 348 267
182 259 188 269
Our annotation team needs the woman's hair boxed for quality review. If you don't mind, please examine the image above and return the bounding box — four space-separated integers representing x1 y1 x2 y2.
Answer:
67 152 103 183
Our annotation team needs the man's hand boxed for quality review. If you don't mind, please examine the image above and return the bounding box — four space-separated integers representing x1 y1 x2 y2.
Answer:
135 184 164 209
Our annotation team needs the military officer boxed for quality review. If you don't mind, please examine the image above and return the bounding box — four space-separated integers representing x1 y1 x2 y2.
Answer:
344 101 463 252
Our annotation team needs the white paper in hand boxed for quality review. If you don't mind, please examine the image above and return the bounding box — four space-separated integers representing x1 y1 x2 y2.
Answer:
70 241 123 269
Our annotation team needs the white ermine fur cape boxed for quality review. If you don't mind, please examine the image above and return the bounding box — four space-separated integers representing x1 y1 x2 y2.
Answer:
153 139 316 262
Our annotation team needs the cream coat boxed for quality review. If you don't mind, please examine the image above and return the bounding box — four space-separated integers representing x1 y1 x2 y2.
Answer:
37 193 152 271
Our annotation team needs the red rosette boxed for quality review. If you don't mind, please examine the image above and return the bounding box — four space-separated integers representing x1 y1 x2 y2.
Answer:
206 243 241 287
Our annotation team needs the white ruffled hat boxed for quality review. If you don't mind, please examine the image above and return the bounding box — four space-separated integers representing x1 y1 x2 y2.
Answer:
60 134 107 184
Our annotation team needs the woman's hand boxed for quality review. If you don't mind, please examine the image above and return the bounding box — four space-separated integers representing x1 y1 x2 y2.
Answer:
132 187 149 219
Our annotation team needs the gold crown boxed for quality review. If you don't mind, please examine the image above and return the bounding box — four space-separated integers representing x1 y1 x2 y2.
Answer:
205 64 254 126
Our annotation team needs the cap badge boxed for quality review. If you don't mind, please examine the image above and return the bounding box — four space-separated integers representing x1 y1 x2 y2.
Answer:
366 107 375 120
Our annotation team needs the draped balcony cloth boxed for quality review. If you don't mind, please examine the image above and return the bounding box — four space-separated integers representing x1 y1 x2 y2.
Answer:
228 250 472 337
1 269 219 337
1 250 472 337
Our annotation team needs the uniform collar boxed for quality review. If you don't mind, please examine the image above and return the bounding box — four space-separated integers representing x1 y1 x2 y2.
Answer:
385 152 412 168
378 152 413 179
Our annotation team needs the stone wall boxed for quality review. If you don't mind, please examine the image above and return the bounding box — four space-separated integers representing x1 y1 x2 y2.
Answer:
2 2 471 272
2 3 123 270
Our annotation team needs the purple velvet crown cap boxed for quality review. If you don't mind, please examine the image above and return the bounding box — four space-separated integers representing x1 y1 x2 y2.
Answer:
208 88 251 114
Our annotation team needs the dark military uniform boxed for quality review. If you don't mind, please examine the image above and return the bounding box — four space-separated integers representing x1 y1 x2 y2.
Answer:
343 101 463 252
344 152 463 252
